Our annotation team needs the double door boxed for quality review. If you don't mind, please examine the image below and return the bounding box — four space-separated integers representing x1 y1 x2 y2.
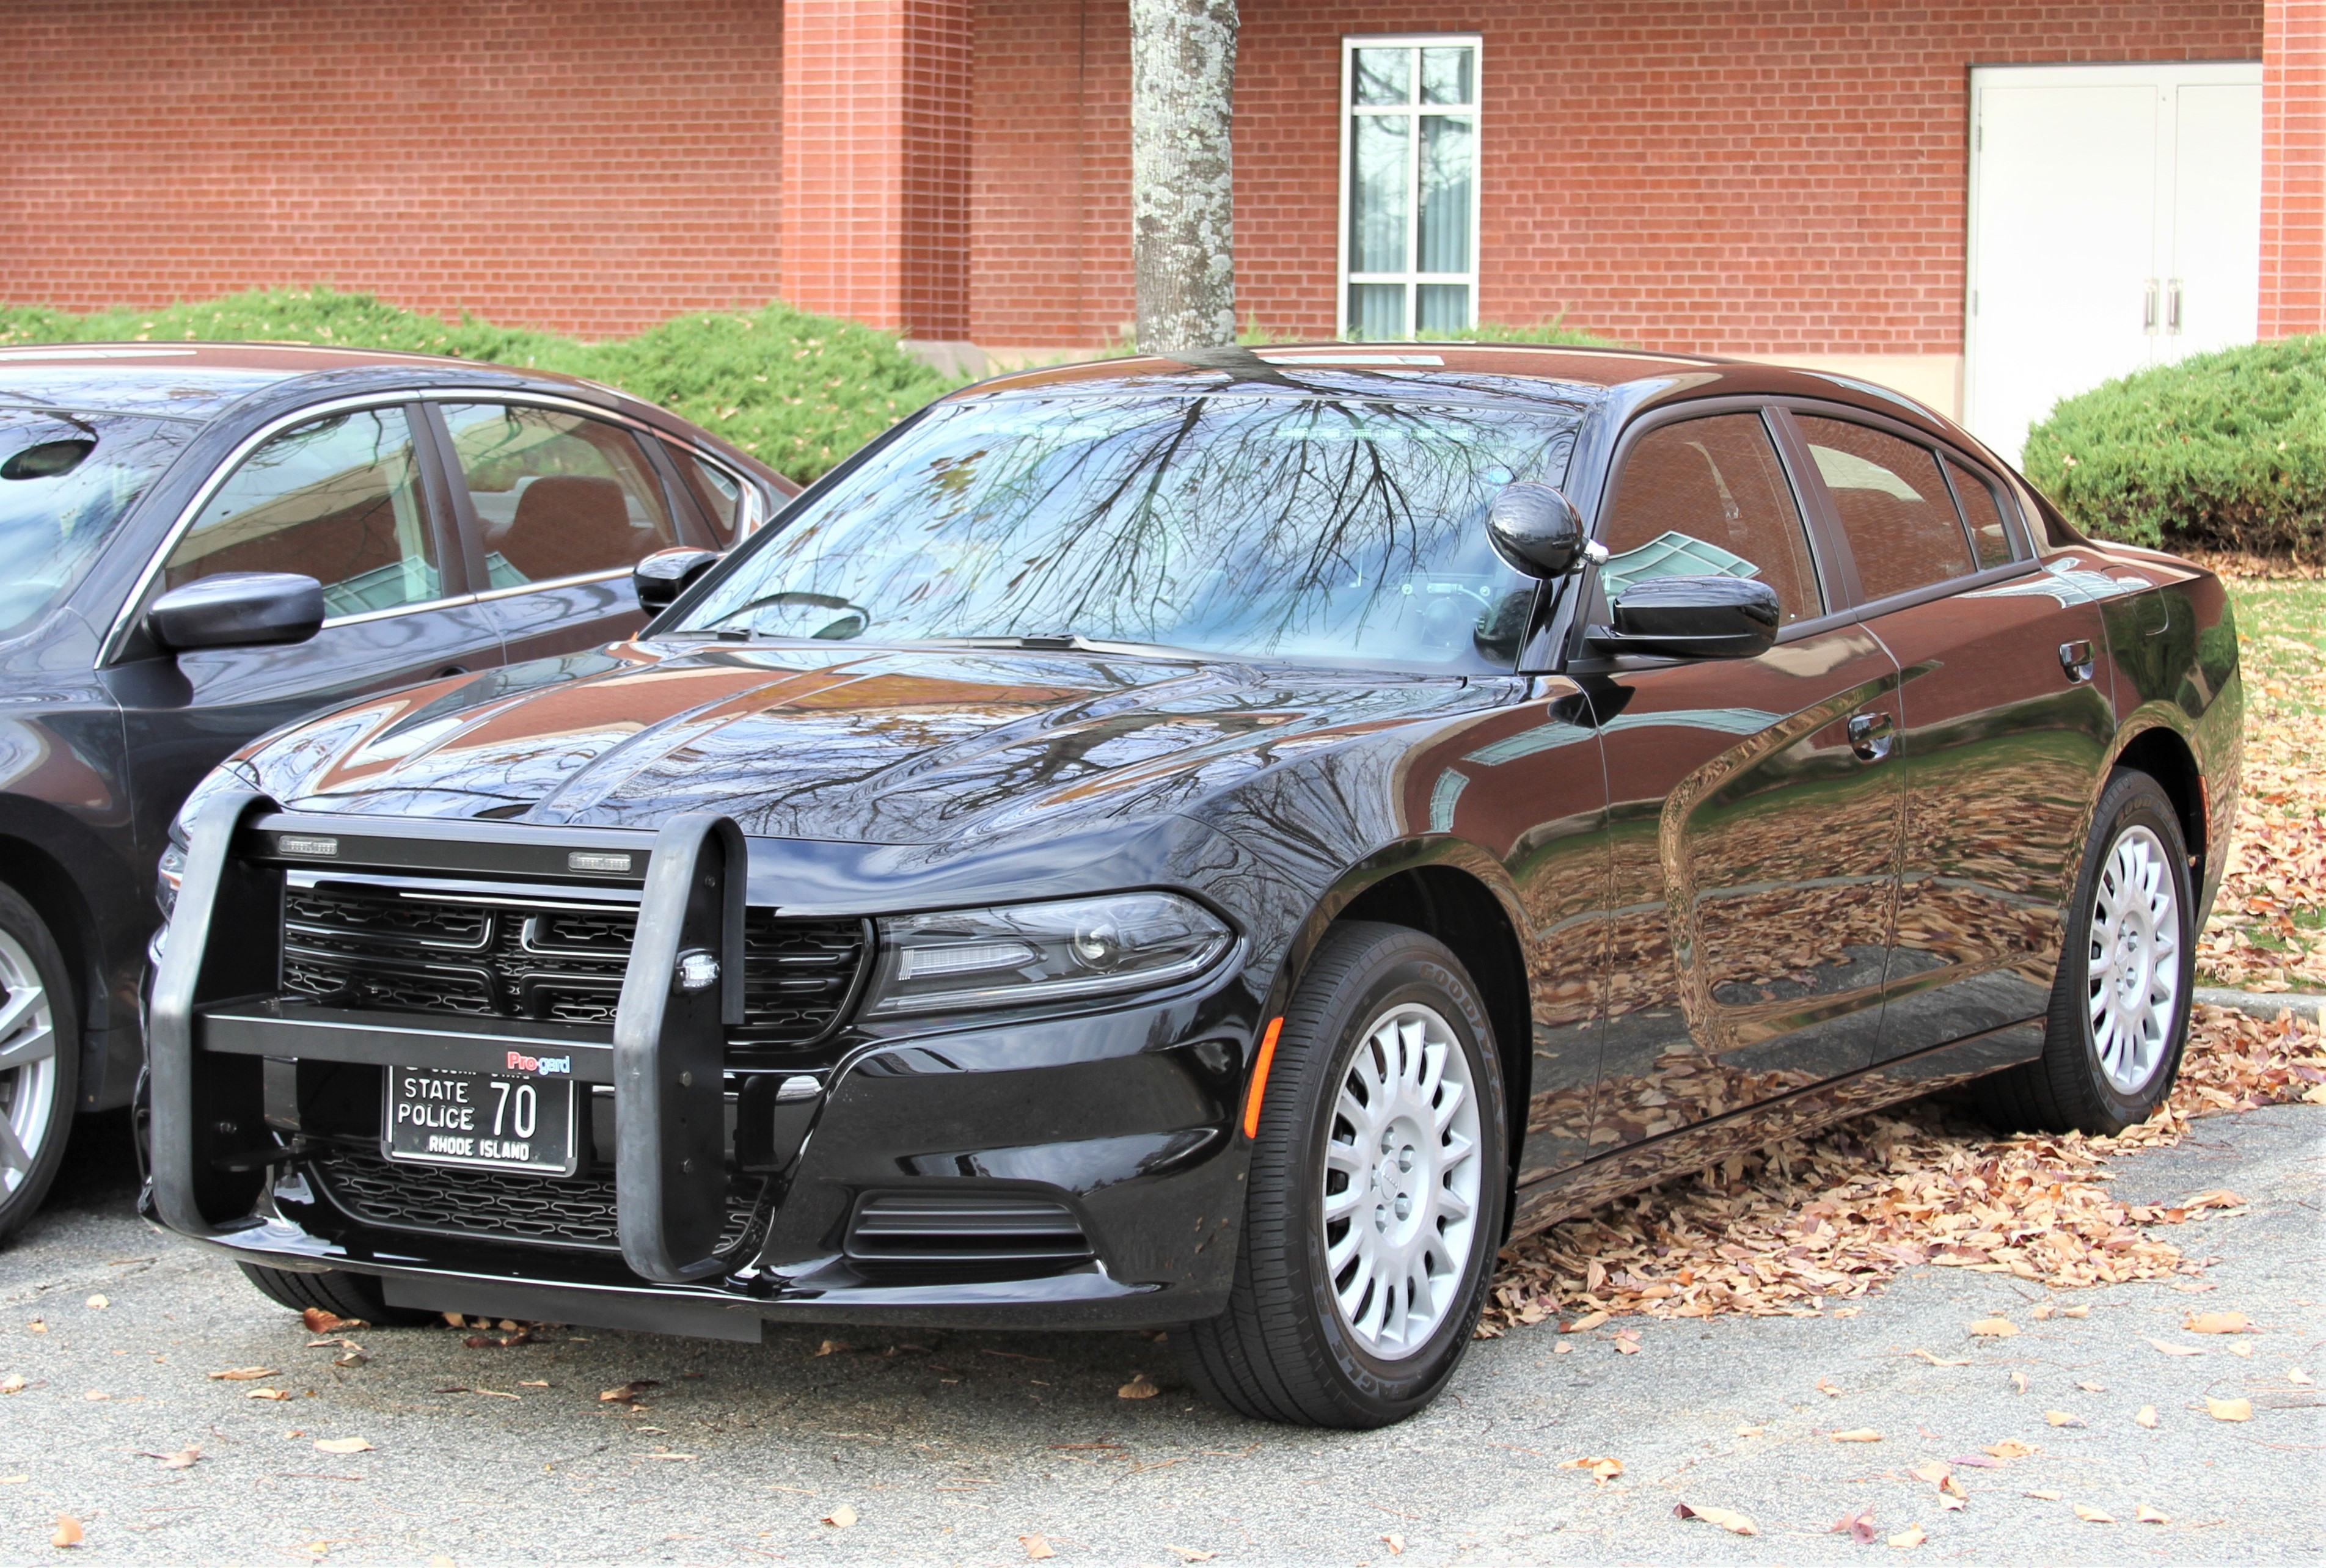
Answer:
1965 61 2262 462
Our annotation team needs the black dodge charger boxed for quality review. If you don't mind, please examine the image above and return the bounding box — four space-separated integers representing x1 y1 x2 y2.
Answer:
148 344 2240 1428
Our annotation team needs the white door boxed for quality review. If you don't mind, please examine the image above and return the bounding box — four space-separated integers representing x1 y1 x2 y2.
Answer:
1965 63 2261 463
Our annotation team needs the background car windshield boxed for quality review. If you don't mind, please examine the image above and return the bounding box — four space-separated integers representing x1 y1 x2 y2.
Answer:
678 393 1579 669
0 409 192 641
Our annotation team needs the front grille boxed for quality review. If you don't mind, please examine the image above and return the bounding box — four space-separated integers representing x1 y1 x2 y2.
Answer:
312 1149 763 1255
282 881 868 1042
846 1192 1094 1266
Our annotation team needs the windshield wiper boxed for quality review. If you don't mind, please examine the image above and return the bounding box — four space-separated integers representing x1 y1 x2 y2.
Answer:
907 634 1202 658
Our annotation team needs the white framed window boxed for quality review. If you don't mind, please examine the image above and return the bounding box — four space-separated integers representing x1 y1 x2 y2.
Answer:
1339 35 1481 339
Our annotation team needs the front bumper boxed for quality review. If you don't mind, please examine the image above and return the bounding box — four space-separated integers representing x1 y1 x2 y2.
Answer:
145 795 1257 1335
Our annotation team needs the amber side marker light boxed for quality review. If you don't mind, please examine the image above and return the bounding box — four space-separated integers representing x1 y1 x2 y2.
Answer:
1241 1016 1286 1139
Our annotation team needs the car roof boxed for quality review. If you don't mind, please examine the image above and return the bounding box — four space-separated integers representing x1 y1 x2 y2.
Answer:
949 341 1978 458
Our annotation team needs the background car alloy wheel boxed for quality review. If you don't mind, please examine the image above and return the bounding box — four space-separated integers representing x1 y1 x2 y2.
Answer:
1980 768 2196 1136
2086 822 2181 1096
1177 921 1508 1427
0 886 78 1244
1322 1001 1483 1360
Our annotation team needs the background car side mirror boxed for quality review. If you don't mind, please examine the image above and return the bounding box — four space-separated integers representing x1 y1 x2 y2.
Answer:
1485 483 1589 578
634 547 722 612
1589 575 1780 659
147 573 325 653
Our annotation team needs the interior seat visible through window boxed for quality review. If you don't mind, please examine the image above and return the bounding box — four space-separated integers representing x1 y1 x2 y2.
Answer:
437 404 679 586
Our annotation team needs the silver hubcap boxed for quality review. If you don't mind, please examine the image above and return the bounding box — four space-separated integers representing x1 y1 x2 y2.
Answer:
1320 1002 1483 1360
0 930 59 1195
2087 823 2181 1095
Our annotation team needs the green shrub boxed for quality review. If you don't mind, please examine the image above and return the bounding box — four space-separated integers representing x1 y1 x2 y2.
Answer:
1419 317 1618 346
0 287 960 483
2022 335 2326 562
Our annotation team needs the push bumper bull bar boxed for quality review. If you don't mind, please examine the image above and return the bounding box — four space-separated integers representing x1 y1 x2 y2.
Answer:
148 790 756 1285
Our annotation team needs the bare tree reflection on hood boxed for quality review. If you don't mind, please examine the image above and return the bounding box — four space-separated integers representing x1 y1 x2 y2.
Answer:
682 390 1584 671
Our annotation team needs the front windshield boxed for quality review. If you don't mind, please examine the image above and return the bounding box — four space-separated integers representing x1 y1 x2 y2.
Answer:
678 391 1582 670
0 409 194 641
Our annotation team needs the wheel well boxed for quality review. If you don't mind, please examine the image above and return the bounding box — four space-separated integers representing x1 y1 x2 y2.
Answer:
1336 866 1532 1171
0 834 104 1035
2112 728 2206 875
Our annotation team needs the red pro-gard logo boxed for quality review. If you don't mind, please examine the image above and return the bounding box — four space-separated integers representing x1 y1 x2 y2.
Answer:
505 1051 574 1076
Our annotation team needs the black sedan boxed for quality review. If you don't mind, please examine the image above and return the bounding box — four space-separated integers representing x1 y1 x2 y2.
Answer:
145 344 2239 1427
0 344 796 1239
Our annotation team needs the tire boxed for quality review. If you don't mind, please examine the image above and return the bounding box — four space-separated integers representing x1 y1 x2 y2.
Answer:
0 883 79 1247
1978 768 2195 1136
1176 921 1509 1428
238 1263 438 1327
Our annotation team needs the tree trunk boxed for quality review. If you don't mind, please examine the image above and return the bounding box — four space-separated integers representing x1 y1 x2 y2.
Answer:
1129 0 1238 351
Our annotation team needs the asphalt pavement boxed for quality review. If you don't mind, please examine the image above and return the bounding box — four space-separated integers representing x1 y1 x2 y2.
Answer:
1 1103 2319 1566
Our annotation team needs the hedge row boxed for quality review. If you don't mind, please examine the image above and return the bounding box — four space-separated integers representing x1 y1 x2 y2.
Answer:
0 288 960 483
2022 335 2326 563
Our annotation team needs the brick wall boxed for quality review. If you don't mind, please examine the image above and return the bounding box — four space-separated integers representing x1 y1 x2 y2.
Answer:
2261 0 2326 335
0 0 784 340
971 0 2265 352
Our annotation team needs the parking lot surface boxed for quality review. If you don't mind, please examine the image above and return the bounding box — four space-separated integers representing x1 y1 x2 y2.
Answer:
1 1104 2319 1566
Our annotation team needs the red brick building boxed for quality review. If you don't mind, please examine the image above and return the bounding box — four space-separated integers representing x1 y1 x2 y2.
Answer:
2 1 2319 454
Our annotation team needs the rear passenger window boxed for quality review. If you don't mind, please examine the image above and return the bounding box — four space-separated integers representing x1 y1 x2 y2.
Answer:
1943 454 2017 569
439 404 679 587
1796 417 1974 600
1599 412 1823 625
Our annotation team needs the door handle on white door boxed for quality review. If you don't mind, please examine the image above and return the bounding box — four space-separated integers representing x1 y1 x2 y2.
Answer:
2143 278 2160 335
2167 277 2183 335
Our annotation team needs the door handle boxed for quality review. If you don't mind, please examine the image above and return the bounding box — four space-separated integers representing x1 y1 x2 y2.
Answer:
2166 278 2183 335
2058 640 2094 684
2143 278 2160 335
1846 711 1895 762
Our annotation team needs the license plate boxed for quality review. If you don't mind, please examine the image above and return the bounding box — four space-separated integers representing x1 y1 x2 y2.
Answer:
384 1066 577 1175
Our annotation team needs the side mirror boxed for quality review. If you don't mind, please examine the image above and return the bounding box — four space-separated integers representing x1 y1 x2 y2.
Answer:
634 547 722 613
1485 483 1587 578
1590 575 1780 660
147 573 324 653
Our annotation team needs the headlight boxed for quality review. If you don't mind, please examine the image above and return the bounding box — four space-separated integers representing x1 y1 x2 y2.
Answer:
159 762 261 924
865 893 1234 1016
155 842 187 925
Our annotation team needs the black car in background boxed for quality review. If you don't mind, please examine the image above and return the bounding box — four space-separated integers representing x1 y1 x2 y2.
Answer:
146 344 2239 1427
0 345 796 1237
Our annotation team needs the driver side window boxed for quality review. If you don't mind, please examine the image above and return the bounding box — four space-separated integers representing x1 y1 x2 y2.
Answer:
1598 413 1823 625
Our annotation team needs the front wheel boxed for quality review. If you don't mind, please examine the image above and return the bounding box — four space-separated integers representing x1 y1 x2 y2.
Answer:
1978 768 2196 1136
0 884 78 1247
1176 921 1508 1427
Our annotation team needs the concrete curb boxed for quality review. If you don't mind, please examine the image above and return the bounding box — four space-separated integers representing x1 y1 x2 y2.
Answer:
2193 985 2326 1022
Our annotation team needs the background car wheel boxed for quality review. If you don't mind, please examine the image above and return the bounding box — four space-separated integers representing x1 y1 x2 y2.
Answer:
238 1264 438 1327
1176 921 1508 1428
0 883 78 1247
1978 768 2196 1136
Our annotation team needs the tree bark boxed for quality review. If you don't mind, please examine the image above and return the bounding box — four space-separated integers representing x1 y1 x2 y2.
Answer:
1129 0 1238 351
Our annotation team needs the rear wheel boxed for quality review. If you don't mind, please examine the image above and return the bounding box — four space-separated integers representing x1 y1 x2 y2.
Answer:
238 1264 437 1327
1176 922 1507 1427
0 884 78 1247
1978 768 2195 1136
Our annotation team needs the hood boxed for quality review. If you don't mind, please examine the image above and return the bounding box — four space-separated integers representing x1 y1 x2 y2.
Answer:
238 641 1509 847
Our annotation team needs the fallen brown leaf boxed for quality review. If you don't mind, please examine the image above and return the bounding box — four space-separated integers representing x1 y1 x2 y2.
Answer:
1911 1350 1970 1366
1984 1440 2036 1460
83 1296 106 1311
2044 1410 2085 1428
1816 1376 1844 1397
2184 1310 2255 1334
1969 1318 2019 1338
2072 1504 2115 1523
822 1505 856 1528
598 1380 659 1404
1166 1548 1217 1563
1734 1424 1766 1437
300 1308 365 1334
2145 1337 2206 1356
2204 1396 2253 1422
1832 1508 1879 1543
313 1437 371 1455
136 1446 200 1470
2137 1504 2170 1524
206 1366 278 1381
0 1375 23 1395
2135 1405 2159 1428
1020 1535 1056 1561
1118 1373 1160 1400
1889 1523 1928 1548
244 1388 291 1401
50 1515 81 1550
1673 1502 1758 1536
2291 1368 2315 1385
1562 1310 1609 1333
1379 1534 1405 1555
1831 1428 1883 1443
2032 1300 2057 1320
1909 1461 1950 1486
2025 1489 2061 1500
815 1340 851 1357
1558 1455 1623 1482
2010 1371 2030 1393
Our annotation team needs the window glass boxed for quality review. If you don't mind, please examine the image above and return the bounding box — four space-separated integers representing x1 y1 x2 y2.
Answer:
439 404 679 588
673 448 745 545
1344 39 1477 337
1944 454 2017 569
0 410 192 641
678 392 1581 672
1599 414 1823 625
1797 417 1975 601
166 406 439 619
